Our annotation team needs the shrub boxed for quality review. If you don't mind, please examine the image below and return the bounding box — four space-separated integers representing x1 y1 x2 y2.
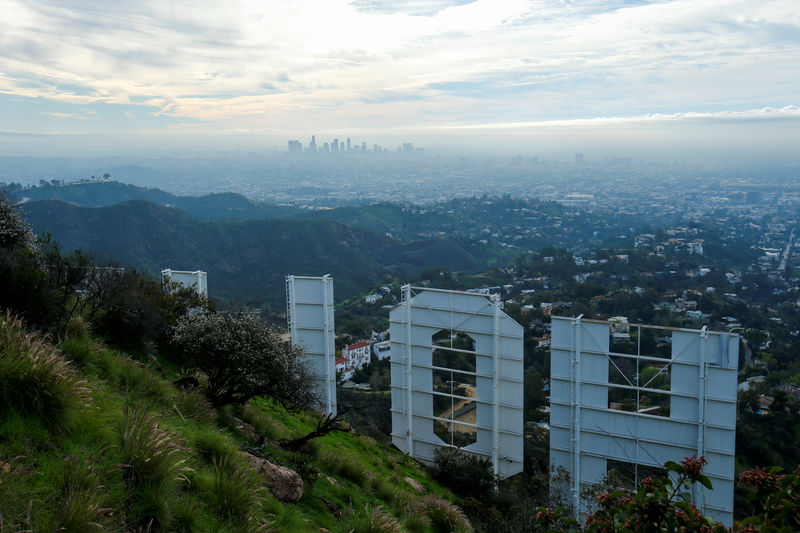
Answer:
54 453 111 532
738 465 800 531
65 315 91 341
0 194 35 249
0 311 87 429
174 389 215 424
433 447 497 501
191 428 239 465
60 336 94 367
170 311 317 408
130 484 173 530
535 455 762 532
91 270 209 352
210 456 265 525
421 496 473 533
336 505 402 533
0 246 56 331
119 404 193 489
116 358 172 404
400 504 433 532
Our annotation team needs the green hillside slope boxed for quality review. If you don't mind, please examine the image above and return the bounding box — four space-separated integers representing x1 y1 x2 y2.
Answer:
288 203 461 239
21 200 488 307
0 314 470 532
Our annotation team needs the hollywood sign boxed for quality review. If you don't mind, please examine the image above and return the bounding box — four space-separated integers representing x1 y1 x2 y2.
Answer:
550 316 738 526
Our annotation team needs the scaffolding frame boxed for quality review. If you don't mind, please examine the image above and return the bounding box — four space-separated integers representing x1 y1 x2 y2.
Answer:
550 316 738 526
390 285 524 479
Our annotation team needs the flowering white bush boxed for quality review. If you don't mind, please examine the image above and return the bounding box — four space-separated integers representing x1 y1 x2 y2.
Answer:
171 311 317 409
0 195 35 250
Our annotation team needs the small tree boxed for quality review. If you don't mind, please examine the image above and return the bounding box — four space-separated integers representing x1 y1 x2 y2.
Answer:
433 447 497 501
0 194 35 250
92 271 209 351
171 311 317 408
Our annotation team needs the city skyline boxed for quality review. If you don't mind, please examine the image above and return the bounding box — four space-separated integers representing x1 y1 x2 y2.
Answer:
0 0 799 157
287 135 420 154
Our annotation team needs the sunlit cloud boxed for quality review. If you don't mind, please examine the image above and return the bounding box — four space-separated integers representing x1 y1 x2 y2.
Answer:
428 106 800 130
40 110 100 120
0 0 797 150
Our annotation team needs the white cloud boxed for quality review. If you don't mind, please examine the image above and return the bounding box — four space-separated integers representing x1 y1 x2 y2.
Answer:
426 105 800 130
39 110 99 120
0 0 797 137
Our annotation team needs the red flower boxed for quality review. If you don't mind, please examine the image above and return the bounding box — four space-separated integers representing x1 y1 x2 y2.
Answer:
596 491 612 504
681 455 708 480
536 508 556 524
738 467 783 489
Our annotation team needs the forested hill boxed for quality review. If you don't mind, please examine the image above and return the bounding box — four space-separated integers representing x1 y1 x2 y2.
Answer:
22 199 491 308
12 181 301 221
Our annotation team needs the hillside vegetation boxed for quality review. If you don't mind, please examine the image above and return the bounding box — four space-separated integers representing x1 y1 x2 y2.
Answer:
11 181 300 221
0 313 472 532
21 199 490 308
1 194 475 532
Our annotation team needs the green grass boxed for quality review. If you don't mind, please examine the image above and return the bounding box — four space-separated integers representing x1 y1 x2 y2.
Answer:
209 456 265 525
0 312 87 431
334 504 402 533
53 452 112 532
119 404 193 489
0 316 467 532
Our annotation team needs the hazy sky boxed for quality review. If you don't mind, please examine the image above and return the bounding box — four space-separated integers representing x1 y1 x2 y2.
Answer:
1 0 799 157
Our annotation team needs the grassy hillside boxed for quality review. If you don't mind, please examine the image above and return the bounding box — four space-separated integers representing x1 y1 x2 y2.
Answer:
21 200 490 308
0 313 471 532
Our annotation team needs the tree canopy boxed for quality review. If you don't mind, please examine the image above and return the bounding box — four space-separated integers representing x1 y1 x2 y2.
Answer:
171 311 317 409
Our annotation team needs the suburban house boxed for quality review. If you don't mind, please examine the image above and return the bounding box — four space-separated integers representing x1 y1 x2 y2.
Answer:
343 341 371 370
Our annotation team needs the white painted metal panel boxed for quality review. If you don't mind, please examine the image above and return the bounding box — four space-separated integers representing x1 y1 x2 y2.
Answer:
550 316 738 526
161 269 208 297
390 286 524 479
286 275 336 416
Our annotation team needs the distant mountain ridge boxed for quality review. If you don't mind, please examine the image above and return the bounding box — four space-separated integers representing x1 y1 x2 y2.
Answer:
12 181 301 221
22 199 490 308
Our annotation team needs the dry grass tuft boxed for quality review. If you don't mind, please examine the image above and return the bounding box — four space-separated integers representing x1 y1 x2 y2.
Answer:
211 456 266 525
0 311 88 429
120 404 193 489
337 504 402 533
55 452 114 532
420 496 473 533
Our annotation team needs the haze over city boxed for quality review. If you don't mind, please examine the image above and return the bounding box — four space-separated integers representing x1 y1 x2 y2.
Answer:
1 0 799 159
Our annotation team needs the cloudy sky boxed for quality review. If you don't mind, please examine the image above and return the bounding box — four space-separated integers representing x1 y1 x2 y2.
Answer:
1 0 798 156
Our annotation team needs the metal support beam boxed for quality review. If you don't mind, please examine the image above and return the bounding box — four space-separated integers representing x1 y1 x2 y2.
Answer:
403 284 414 457
492 294 501 477
286 275 296 342
322 274 333 415
571 314 583 513
695 326 708 507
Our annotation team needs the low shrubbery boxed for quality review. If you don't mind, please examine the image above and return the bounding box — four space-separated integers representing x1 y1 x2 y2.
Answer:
120 404 193 490
54 452 112 532
433 447 497 502
420 496 474 533
91 271 209 353
336 504 403 533
190 428 239 465
535 455 800 532
0 196 477 532
0 311 87 430
210 456 265 525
